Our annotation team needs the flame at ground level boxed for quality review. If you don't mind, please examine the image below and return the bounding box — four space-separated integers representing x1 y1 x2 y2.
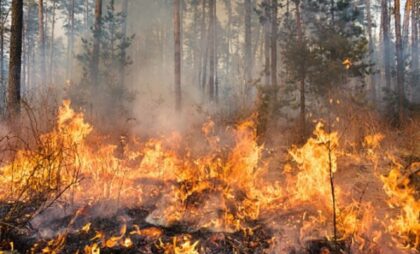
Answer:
0 100 418 253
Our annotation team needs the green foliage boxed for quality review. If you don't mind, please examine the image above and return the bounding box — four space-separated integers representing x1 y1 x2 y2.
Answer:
74 0 135 118
99 0 134 86
282 0 371 98
57 0 86 36
304 0 370 93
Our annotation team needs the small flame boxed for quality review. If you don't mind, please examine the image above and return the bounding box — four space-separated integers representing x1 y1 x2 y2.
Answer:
343 58 352 69
158 236 200 254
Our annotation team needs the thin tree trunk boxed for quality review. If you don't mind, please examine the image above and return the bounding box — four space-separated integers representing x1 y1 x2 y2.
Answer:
24 5 31 91
38 0 45 85
271 0 278 91
192 1 199 86
410 0 418 102
92 0 102 86
263 0 270 86
224 0 232 84
208 0 215 101
120 0 128 88
402 0 411 47
31 43 35 92
174 0 182 111
67 0 75 81
366 0 376 103
199 0 207 93
21 26 25 101
244 0 252 89
110 0 115 61
394 0 405 123
201 44 209 95
252 24 261 66
0 0 4 109
201 4 209 98
381 0 391 92
49 0 56 84
7 0 23 117
213 0 218 102
295 0 305 141
85 0 90 33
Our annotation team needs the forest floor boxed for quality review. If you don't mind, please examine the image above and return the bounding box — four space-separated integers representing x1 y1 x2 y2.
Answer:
0 103 419 254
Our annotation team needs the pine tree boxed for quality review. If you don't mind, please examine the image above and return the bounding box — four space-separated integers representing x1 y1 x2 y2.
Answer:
57 0 84 81
48 0 57 84
208 0 216 101
365 0 376 103
262 0 270 86
174 0 181 110
279 0 369 139
120 0 128 88
394 0 405 123
91 0 102 86
0 0 10 113
271 0 278 91
75 0 134 116
381 0 392 92
7 0 23 117
410 0 419 102
244 0 252 88
281 0 315 140
23 0 38 92
38 0 45 85
303 0 370 95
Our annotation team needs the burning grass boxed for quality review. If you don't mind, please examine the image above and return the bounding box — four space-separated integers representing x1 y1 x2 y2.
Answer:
0 100 418 253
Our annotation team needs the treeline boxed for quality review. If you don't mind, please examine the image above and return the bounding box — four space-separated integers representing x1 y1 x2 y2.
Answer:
1 0 419 131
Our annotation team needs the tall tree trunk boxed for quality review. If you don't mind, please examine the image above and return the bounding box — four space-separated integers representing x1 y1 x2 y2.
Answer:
7 0 23 117
271 0 278 91
199 0 207 94
0 0 4 110
24 5 31 91
263 0 270 86
85 0 90 33
402 0 412 47
224 0 232 84
252 23 261 67
92 0 102 86
295 0 306 141
381 0 391 92
174 0 182 111
410 0 418 102
38 0 45 85
394 0 405 123
244 0 252 90
213 0 218 101
67 0 75 81
365 0 376 103
49 0 56 84
201 43 209 96
109 0 115 61
192 1 199 86
208 0 215 101
120 0 128 88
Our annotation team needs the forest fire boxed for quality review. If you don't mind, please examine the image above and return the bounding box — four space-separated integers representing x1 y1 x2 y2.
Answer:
0 100 418 253
0 0 418 252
